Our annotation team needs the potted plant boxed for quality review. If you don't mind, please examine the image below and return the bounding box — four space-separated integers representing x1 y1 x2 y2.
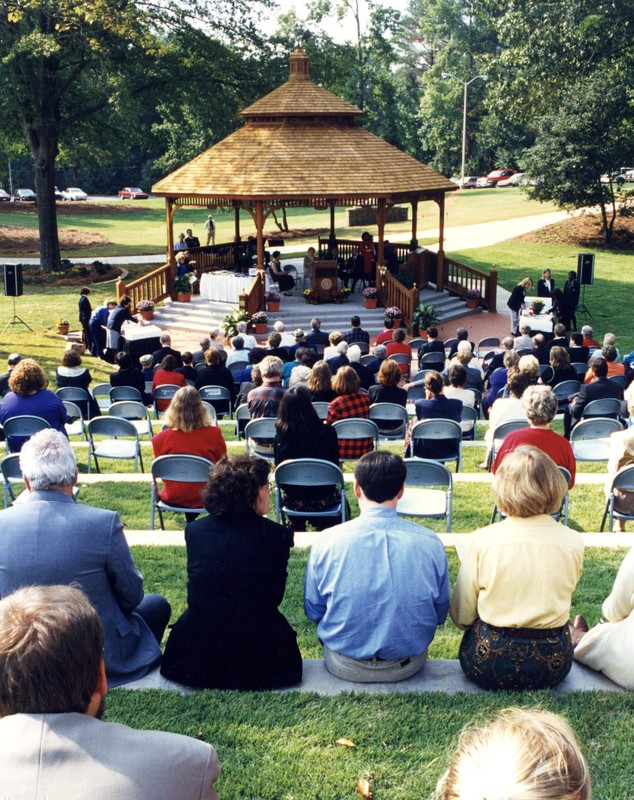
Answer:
530 300 546 315
412 304 440 337
362 287 379 309
264 290 281 312
174 273 192 302
330 288 350 304
303 289 319 304
222 309 251 340
384 306 402 327
251 310 268 335
465 289 481 309
136 299 155 321
56 317 70 335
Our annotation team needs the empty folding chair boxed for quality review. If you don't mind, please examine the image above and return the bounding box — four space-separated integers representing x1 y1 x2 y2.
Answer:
476 337 500 359
150 454 213 530
407 418 463 471
311 402 330 421
580 398 622 422
369 403 408 439
3 415 51 454
57 386 93 421
108 401 153 440
396 458 453 532
460 406 478 440
87 417 143 473
419 351 445 368
571 417 623 462
109 385 143 403
274 458 347 527
553 380 581 413
1 454 22 507
601 464 634 532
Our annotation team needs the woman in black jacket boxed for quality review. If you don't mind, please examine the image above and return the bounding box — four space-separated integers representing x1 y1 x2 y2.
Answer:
507 277 533 336
161 455 302 690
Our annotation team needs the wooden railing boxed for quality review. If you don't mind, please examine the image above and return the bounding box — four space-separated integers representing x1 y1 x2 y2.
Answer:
116 263 172 307
318 238 410 265
376 268 419 329
443 257 497 311
187 241 251 274
239 270 265 317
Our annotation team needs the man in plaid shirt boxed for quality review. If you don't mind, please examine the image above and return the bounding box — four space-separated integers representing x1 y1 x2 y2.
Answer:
247 356 285 418
343 316 370 346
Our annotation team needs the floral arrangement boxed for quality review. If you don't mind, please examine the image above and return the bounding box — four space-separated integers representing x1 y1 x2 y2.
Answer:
362 287 379 299
251 311 268 324
384 306 401 319
530 300 546 315
136 299 155 311
174 273 192 293
303 288 319 302
56 317 69 326
264 290 281 302
466 289 481 299
331 288 351 300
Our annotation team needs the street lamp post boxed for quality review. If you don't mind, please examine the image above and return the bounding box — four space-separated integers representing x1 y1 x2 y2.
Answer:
442 72 487 187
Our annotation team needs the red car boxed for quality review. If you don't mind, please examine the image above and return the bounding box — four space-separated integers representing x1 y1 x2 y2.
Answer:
486 169 516 187
117 187 149 200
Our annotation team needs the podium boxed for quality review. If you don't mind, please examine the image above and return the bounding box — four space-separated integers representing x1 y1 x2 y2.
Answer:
311 260 338 301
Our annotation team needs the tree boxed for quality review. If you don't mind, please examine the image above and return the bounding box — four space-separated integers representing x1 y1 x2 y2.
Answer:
0 0 270 271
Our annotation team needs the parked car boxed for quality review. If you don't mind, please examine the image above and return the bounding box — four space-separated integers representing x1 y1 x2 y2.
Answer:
62 187 88 201
117 187 149 200
497 172 529 187
0 189 11 202
54 186 63 200
485 169 516 187
623 168 634 182
15 188 37 201
460 176 479 189
476 176 491 188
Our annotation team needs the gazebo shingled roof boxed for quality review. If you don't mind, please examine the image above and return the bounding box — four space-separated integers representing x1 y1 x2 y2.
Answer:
152 46 457 279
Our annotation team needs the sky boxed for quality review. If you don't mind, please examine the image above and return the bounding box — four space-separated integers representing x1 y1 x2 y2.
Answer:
267 0 409 43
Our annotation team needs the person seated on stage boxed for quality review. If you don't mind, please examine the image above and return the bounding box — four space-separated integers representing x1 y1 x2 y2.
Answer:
566 357 623 438
581 324 599 349
513 324 533 351
160 455 302 690
324 330 344 361
175 352 197 384
308 361 336 403
269 251 295 295
152 333 182 368
0 585 219 799
109 351 149 405
225 336 248 368
482 350 519 417
152 355 187 413
567 331 590 364
584 345 624 382
152 386 226 521
305 317 330 349
573 545 634 689
492 384 576 486
326 365 372 461
56 349 100 419
303 246 316 279
540 345 578 388
265 331 290 362
435 708 591 800
451 446 584 691
304 451 449 683
376 317 395 346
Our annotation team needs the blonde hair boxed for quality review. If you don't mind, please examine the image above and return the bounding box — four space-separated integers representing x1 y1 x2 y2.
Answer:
162 386 211 432
493 445 567 517
520 277 533 289
518 354 539 380
329 331 343 346
332 365 360 395
436 708 591 800
308 361 333 393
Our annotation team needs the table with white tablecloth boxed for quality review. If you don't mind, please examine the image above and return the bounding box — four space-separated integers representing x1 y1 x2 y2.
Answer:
200 272 252 303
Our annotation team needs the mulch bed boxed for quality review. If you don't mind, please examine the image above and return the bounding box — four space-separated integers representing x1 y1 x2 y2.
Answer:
517 212 634 249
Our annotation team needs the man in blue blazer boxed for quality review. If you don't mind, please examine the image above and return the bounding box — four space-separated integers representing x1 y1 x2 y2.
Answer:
0 430 170 687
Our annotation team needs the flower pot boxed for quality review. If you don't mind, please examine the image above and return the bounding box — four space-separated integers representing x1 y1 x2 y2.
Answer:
255 323 267 335
466 298 479 309
139 310 154 321
391 317 402 328
267 301 280 312
57 324 70 335
177 292 191 303
364 298 378 309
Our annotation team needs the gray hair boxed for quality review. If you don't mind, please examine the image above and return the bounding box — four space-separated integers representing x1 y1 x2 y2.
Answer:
502 337 514 350
581 325 593 336
374 344 387 358
522 385 558 426
273 320 286 332
199 336 210 348
348 344 361 363
7 353 21 367
19 430 77 490
260 355 283 378
237 321 247 333
160 333 171 345
336 341 349 355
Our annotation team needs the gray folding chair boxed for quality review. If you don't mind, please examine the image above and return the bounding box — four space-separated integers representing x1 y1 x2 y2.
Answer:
460 405 478 440
153 384 181 419
3 415 51 454
601 464 634 531
332 418 380 457
419 351 445 368
235 403 251 440
571 417 623 462
360 354 377 367
397 458 453 532
476 337 500 359
274 458 347 527
608 374 627 390
580 398 622 421
244 417 277 460
311 401 330 421
444 337 458 357
388 352 411 379
108 401 153 440
198 385 233 419
91 382 112 411
62 400 86 440
369 403 408 439
229 361 249 385
490 419 530 467
571 362 588 380
201 401 218 425
150 454 213 530
1 454 22 507
553 380 581 413
109 385 143 403
407 418 463 470
87 417 143 473
56 386 93 421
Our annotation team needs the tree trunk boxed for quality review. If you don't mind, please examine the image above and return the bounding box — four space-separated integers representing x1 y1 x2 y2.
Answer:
27 121 61 273
280 206 289 233
270 209 284 232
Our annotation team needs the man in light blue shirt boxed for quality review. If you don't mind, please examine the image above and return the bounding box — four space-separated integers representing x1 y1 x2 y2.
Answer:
304 451 450 683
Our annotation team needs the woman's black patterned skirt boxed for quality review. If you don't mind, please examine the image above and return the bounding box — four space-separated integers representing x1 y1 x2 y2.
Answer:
459 619 573 691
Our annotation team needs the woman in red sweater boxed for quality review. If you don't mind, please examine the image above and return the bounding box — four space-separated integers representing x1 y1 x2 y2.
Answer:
152 386 227 516
152 354 187 412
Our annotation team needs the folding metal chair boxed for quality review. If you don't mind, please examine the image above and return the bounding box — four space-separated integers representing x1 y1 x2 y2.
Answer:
150 454 213 530
91 382 112 411
571 362 588 380
62 400 86 440
244 417 277 460
108 401 153 440
388 352 411 379
489 419 530 467
109 385 143 403
311 402 330 421
87 417 143 473
419 351 445 368
201 401 218 425
444 337 458 357
369 402 408 439
235 403 251 440
580 398 622 421
229 361 249 386
1 454 22 507
3 415 51 454
274 458 347 527
553 379 581 413
198 385 233 419
153 384 182 419
332 418 380 457
476 337 500 359
601 464 634 532
56 386 93 421
396 458 453 531
407 418 463 471
571 417 623 462
460 406 478 440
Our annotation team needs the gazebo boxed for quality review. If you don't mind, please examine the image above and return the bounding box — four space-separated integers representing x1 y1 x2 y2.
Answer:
152 46 458 288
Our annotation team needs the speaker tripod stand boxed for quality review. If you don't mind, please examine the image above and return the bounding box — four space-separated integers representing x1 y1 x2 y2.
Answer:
2 296 33 333
577 284 591 318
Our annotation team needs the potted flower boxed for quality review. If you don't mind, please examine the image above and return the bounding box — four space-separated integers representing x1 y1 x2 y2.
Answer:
465 289 481 309
530 300 546 315
384 306 402 327
251 310 268 335
174 273 192 302
56 317 70 335
303 288 319 305
362 287 379 309
264 290 281 312
136 299 155 321
330 288 350 304
412 304 440 338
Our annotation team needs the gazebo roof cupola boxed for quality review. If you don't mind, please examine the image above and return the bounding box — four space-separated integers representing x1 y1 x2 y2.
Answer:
238 45 362 120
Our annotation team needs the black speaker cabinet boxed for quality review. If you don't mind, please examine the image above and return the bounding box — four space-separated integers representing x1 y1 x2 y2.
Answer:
3 264 23 297
578 253 594 285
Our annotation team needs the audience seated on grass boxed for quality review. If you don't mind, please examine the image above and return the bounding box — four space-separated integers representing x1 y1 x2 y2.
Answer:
305 451 449 683
482 350 518 416
602 396 634 532
0 585 219 800
110 351 149 404
0 429 169 686
451 446 584 691
248 355 285 418
368 358 407 410
445 346 484 392
435 708 590 800
566 357 623 438
161 455 302 691
541 345 578 388
288 348 319 390
492 385 576 485
152 386 226 522
0 358 68 451
481 368 531 467
56 350 101 418
585 344 624 382
326 365 372 460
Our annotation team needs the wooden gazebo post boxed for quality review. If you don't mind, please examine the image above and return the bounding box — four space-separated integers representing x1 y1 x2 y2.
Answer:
411 200 418 248
435 194 445 292
328 202 337 249
375 198 386 267
255 201 265 270
234 205 241 242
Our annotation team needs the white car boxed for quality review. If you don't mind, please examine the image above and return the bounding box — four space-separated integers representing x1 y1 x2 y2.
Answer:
476 176 490 188
62 187 88 201
497 172 529 187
